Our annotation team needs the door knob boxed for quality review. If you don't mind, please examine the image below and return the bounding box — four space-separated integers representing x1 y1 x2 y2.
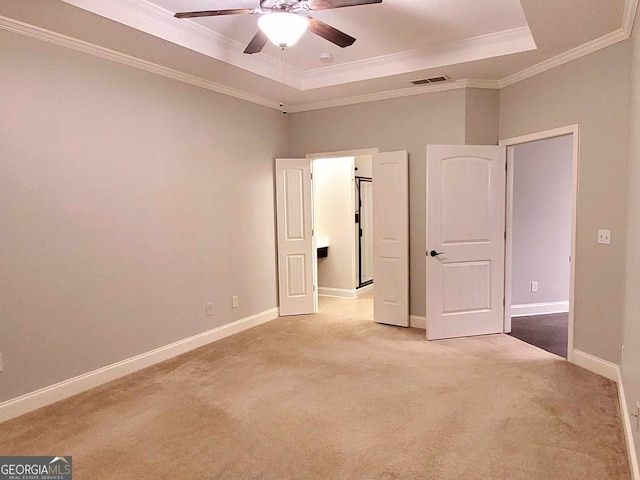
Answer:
429 250 445 257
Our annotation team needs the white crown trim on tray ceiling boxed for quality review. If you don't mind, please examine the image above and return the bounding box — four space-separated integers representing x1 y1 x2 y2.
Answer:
60 0 536 90
1 0 638 111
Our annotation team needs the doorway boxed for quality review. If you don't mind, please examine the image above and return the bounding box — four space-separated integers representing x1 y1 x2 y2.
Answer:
275 150 409 327
425 132 577 353
501 126 578 362
309 151 376 312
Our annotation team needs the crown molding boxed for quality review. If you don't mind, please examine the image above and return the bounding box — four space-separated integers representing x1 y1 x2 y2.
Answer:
499 0 639 88
498 29 628 88
287 79 500 113
2 0 638 113
61 0 637 92
0 13 499 113
293 0 639 110
623 0 640 34
0 15 280 110
300 26 535 90
61 0 534 91
60 0 303 88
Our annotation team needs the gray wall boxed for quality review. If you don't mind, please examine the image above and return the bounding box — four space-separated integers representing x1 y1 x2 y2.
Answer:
2 8 638 412
512 136 572 306
623 9 640 458
500 41 631 364
0 31 287 402
465 88 500 145
288 91 467 317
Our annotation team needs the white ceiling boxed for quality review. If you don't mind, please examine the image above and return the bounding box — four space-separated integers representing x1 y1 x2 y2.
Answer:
158 0 532 69
0 0 634 110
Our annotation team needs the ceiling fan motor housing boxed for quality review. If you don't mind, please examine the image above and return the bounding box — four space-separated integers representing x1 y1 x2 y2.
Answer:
260 0 305 12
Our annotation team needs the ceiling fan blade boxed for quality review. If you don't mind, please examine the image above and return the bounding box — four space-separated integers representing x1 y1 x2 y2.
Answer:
306 17 356 48
244 30 269 54
305 0 381 11
174 9 257 19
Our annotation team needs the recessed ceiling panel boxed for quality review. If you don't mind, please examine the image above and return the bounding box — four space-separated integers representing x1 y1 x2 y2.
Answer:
2 0 628 108
61 0 535 89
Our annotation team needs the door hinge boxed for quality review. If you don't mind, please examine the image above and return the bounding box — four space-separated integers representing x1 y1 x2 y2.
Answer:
312 229 314 237
504 231 506 240
505 162 508 172
313 285 316 292
503 297 505 306
310 173 313 180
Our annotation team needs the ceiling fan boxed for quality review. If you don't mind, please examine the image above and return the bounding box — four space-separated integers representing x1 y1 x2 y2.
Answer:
174 0 383 54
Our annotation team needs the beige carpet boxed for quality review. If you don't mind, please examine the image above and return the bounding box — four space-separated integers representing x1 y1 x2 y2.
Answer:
0 294 630 479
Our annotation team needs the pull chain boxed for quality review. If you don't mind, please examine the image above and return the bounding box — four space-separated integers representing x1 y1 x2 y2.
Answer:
279 47 287 115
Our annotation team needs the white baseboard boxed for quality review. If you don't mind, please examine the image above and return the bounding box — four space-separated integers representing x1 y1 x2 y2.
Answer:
0 307 279 424
318 287 357 299
572 349 619 381
617 368 640 480
511 301 569 317
356 284 374 296
410 315 427 330
571 350 638 478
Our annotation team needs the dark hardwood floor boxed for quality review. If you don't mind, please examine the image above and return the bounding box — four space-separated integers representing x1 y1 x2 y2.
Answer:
508 313 569 358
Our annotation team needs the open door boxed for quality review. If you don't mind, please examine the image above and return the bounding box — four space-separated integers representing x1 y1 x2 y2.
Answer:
275 158 316 316
426 145 506 339
373 151 409 327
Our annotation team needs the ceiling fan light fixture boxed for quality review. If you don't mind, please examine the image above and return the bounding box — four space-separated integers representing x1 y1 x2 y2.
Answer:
258 12 309 48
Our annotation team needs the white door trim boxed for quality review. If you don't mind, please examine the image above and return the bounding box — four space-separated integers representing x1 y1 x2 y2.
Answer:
304 148 380 311
504 146 515 333
306 148 379 160
499 124 579 363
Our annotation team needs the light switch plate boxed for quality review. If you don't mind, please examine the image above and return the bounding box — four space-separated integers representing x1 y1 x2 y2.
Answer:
597 229 611 245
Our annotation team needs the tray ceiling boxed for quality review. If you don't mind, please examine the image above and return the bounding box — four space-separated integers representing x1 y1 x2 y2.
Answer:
0 0 632 109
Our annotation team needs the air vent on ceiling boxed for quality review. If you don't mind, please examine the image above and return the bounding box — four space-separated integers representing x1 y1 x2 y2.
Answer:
411 75 451 86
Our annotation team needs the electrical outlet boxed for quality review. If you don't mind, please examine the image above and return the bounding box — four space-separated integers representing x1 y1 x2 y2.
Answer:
206 303 213 316
531 281 538 293
232 296 239 308
598 229 611 245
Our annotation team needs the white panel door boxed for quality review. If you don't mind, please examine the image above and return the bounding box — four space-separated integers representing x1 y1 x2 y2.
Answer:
426 145 506 340
373 151 409 327
276 158 315 316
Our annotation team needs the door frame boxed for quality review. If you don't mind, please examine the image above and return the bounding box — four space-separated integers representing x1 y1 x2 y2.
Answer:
356 176 373 288
305 148 379 304
499 124 579 362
